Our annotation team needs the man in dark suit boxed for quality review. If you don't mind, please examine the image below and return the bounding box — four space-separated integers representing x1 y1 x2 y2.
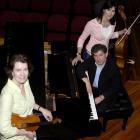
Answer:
77 44 123 116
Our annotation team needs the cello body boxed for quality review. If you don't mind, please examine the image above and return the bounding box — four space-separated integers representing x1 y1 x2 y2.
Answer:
115 35 128 78
115 5 128 81
11 113 40 131
115 6 139 81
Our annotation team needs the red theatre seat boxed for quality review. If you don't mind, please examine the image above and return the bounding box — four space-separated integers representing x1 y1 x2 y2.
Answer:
52 0 71 14
31 0 50 12
22 13 48 23
46 15 68 41
73 0 92 16
9 0 29 10
0 11 21 38
0 11 21 27
0 0 7 9
70 16 91 42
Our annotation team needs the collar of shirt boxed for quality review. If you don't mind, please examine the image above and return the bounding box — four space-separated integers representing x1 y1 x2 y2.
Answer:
95 61 106 69
7 78 29 92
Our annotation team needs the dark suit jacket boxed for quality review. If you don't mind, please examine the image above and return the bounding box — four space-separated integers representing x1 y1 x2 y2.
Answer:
77 56 123 115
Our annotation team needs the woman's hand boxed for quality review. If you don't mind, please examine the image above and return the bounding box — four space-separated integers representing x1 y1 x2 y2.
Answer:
126 28 131 35
72 55 83 66
34 104 53 122
17 129 36 140
119 28 131 36
39 107 53 122
25 130 36 140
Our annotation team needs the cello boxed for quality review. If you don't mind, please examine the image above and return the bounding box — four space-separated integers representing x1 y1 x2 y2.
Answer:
115 5 128 80
115 5 140 80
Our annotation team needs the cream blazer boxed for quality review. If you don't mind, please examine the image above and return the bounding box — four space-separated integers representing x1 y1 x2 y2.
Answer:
0 79 35 140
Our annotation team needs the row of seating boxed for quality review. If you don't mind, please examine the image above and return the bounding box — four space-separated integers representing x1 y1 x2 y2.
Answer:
0 12 91 42
0 0 95 42
46 15 91 42
0 0 93 15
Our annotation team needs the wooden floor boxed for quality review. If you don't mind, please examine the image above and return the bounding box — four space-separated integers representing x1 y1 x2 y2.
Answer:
79 80 140 140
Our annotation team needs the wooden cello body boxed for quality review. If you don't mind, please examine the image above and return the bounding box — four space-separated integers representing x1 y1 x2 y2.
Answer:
115 5 128 80
115 34 128 80
115 5 140 80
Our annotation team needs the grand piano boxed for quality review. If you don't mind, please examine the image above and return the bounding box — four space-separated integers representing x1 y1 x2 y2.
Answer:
2 23 102 140
38 42 102 139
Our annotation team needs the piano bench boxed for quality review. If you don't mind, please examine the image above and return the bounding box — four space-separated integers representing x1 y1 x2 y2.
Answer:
102 91 134 131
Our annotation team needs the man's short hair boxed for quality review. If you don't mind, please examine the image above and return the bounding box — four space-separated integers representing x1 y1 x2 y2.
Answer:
91 44 107 55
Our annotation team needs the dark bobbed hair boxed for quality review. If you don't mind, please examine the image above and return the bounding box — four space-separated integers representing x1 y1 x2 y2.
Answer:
6 54 33 79
97 0 117 25
91 44 107 55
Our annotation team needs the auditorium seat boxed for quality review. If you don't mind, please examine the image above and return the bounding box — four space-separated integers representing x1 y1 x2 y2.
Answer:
0 0 7 9
46 15 68 41
73 0 92 16
52 0 71 15
31 0 50 12
22 13 48 23
0 11 21 38
9 0 29 10
0 11 21 27
70 16 91 41
45 33 66 42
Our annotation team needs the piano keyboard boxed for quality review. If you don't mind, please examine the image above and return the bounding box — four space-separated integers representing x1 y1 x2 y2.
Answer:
88 93 98 121
85 71 98 121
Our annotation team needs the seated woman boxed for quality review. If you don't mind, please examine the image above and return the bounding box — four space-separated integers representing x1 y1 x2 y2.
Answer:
0 54 53 140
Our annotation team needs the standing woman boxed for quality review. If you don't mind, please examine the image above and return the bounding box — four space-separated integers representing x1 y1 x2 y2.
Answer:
0 54 53 140
72 0 129 65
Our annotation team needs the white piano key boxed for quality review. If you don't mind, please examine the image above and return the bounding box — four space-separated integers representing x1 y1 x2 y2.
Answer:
88 93 98 121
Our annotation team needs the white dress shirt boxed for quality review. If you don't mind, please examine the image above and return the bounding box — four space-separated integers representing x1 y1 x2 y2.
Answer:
93 62 105 88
